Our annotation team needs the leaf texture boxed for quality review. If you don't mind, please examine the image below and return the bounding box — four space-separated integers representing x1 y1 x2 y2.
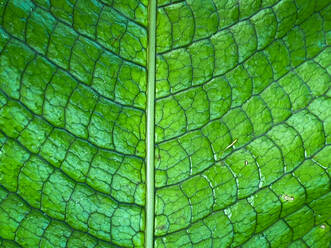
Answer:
154 0 331 247
0 0 147 247
0 0 330 247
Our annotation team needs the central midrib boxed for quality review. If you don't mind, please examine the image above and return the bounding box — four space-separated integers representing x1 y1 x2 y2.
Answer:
146 0 157 247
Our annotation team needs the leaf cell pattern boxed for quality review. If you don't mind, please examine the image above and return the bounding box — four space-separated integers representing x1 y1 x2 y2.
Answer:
154 0 331 247
0 0 147 247
0 0 330 247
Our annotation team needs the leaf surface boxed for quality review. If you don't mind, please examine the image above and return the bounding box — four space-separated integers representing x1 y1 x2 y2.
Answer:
0 0 330 247
0 0 147 247
154 0 331 247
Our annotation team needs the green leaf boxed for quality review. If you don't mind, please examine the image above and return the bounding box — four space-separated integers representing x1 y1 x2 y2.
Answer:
0 0 330 247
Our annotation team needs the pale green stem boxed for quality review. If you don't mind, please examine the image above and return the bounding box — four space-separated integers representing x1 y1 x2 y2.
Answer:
146 0 156 247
